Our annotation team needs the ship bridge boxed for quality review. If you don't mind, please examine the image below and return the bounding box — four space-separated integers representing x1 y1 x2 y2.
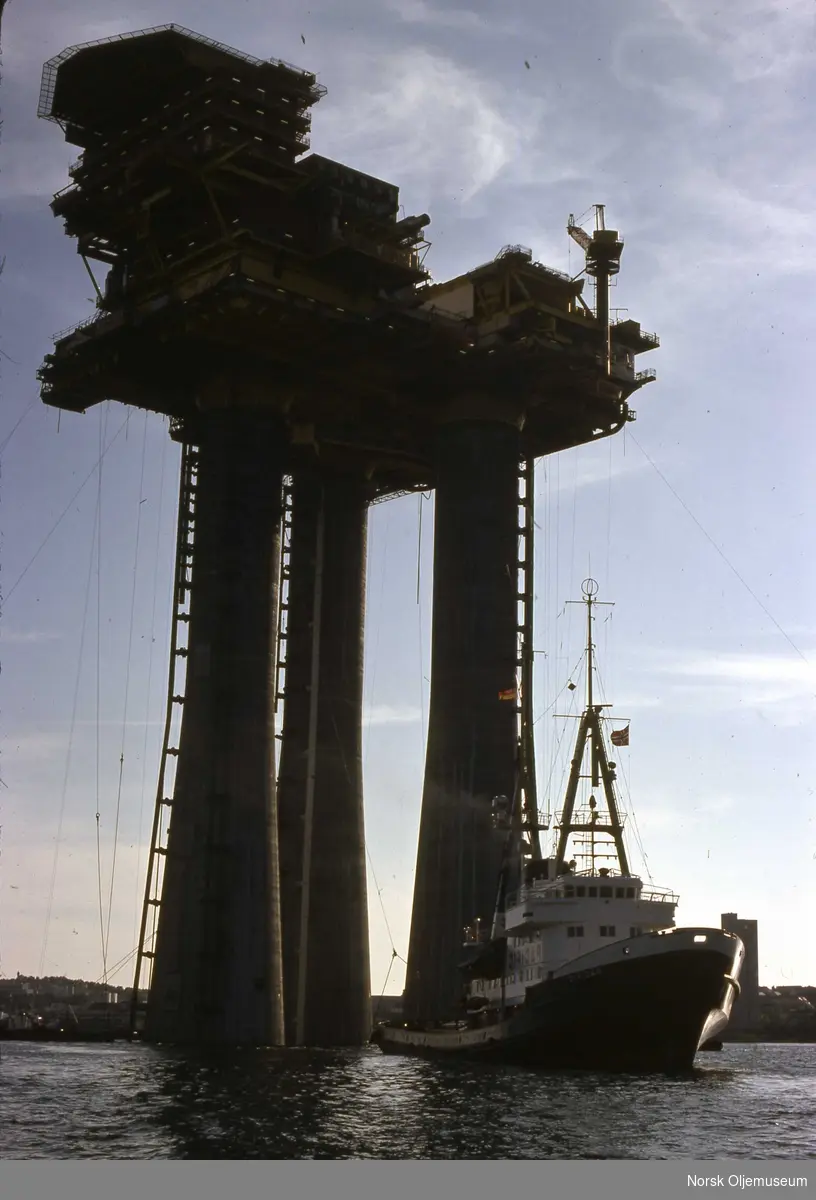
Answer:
504 870 678 937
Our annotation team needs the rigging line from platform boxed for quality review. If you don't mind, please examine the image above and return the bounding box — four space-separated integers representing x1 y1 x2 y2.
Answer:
532 647 587 728
38 488 100 976
416 493 428 749
95 404 109 981
4 411 130 604
592 669 652 883
365 845 407 970
132 433 171 951
95 928 155 987
630 433 809 666
0 397 37 458
104 409 149 969
539 659 585 821
329 701 408 974
362 504 391 775
605 434 614 595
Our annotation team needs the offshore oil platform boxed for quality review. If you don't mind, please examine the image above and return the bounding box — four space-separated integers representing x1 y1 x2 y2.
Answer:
37 25 658 1046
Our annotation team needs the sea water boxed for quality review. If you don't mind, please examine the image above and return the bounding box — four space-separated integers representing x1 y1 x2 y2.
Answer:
0 1041 813 1159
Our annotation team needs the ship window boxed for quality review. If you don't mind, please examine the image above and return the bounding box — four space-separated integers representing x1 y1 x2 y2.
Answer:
626 888 635 899
630 927 639 937
600 925 616 937
615 888 625 898
588 887 598 898
567 926 584 938
600 887 612 898
576 887 586 897
565 886 575 898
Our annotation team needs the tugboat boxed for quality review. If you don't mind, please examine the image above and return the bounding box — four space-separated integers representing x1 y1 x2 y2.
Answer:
372 580 744 1072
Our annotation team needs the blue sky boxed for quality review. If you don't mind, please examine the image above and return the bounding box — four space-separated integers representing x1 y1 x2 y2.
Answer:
1 0 814 997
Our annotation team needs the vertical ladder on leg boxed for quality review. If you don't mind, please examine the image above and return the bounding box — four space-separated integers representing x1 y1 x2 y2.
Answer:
274 476 294 738
129 442 200 1037
517 456 545 859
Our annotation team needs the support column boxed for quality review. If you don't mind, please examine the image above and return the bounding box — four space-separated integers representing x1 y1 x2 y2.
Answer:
277 469 371 1045
404 419 520 1022
146 411 286 1045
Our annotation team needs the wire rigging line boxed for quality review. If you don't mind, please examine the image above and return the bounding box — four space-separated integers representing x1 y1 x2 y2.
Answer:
417 494 427 747
105 410 149 964
38 499 100 976
540 655 585 816
376 950 400 1015
532 647 586 728
605 434 614 586
363 507 390 773
94 928 155 986
0 397 37 458
365 845 406 966
95 405 109 981
4 412 131 604
592 655 652 880
133 432 169 949
630 433 808 666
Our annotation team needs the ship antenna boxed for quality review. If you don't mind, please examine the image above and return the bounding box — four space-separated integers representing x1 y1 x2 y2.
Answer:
583 577 598 714
556 580 629 875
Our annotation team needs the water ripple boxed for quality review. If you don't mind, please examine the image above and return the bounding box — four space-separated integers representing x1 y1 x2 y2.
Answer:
0 1042 813 1159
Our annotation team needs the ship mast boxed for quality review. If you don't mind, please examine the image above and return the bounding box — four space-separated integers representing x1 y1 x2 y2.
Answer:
554 580 630 876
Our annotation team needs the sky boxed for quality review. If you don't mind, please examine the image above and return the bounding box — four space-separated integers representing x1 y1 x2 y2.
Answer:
1 0 815 1000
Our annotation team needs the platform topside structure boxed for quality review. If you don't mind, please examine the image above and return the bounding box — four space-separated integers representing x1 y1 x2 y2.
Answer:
38 24 658 1044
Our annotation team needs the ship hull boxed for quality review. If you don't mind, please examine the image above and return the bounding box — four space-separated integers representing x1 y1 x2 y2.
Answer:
372 929 743 1073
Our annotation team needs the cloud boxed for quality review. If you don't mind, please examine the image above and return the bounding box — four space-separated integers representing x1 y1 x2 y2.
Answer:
660 0 816 82
634 649 816 726
364 704 422 727
384 0 522 36
609 24 725 123
314 45 546 204
0 630 61 645
0 732 67 763
667 654 814 687
540 450 654 497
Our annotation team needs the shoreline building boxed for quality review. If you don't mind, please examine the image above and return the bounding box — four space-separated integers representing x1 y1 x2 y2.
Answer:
722 913 760 1031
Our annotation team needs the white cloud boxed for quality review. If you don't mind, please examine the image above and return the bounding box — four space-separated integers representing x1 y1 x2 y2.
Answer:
610 24 725 123
660 0 816 82
0 732 67 763
364 704 422 727
633 649 816 727
540 451 653 497
313 46 545 204
384 0 521 37
0 630 61 645
667 654 814 687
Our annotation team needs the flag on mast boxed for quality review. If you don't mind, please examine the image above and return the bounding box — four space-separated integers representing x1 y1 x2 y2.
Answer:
610 725 630 747
498 686 517 701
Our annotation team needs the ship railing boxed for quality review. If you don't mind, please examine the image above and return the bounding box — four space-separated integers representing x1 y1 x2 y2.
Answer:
506 883 678 908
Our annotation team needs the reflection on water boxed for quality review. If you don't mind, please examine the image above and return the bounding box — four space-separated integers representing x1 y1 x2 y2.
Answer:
0 1042 814 1159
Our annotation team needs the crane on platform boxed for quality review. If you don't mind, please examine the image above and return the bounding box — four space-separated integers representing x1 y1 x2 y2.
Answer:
567 206 623 376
